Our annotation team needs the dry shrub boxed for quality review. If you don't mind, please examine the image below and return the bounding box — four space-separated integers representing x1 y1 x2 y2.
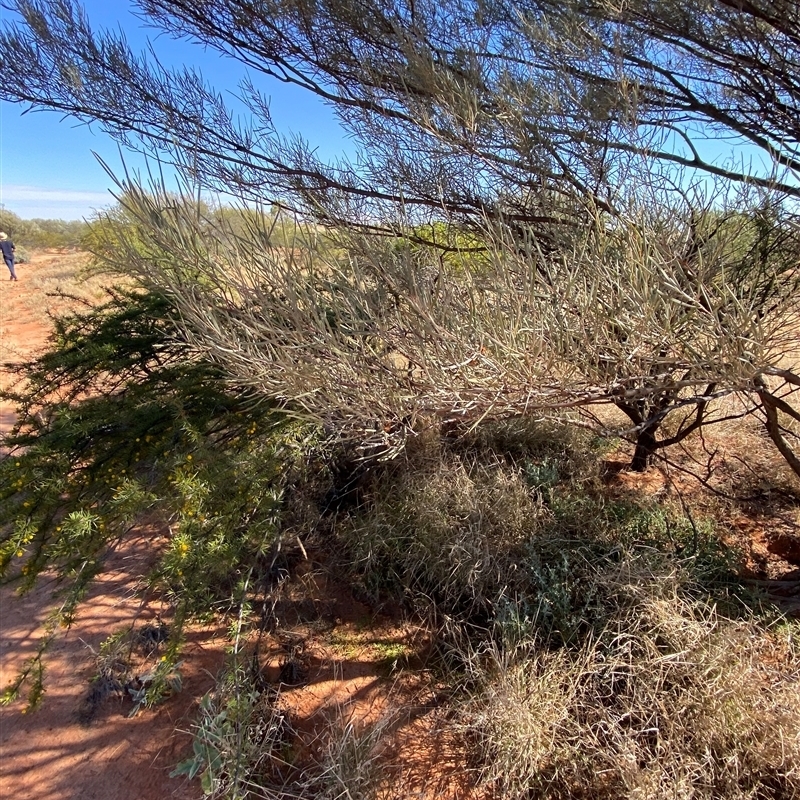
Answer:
17 250 112 311
176 663 397 800
335 445 546 613
464 565 800 800
86 185 800 467
291 711 397 800
320 422 796 800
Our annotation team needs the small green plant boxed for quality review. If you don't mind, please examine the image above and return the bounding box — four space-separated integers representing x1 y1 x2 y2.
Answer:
171 665 291 798
372 640 410 672
523 456 560 500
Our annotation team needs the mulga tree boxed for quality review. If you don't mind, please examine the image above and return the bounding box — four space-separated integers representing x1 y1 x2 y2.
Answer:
81 180 800 470
1 0 799 471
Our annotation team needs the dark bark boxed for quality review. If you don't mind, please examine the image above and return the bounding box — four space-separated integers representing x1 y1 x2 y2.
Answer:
629 425 660 472
616 399 659 472
757 385 800 481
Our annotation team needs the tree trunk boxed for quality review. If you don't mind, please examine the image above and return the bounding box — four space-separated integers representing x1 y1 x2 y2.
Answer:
630 426 659 472
758 387 800 481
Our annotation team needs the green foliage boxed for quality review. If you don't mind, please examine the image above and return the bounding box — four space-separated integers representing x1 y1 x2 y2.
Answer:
80 196 214 283
0 206 89 248
171 664 291 798
516 498 743 648
128 652 185 714
82 194 336 285
391 221 492 272
74 621 186 723
0 286 307 707
211 204 329 251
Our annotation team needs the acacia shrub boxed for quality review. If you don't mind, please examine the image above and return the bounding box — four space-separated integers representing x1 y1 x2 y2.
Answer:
0 286 304 708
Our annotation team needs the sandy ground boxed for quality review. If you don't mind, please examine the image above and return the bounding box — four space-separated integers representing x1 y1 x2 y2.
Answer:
0 255 222 800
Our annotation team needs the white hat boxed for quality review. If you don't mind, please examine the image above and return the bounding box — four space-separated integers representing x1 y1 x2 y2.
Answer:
0 233 7 240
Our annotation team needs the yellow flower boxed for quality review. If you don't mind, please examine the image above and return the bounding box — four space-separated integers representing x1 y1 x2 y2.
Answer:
15 550 23 558
186 454 193 461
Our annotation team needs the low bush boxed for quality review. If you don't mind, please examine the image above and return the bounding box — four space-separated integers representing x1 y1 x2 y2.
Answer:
323 420 800 799
464 589 800 799
0 286 306 708
333 420 743 631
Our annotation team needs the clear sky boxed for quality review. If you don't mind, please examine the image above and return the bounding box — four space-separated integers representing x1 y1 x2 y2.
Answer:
0 2 787 221
0 0 350 221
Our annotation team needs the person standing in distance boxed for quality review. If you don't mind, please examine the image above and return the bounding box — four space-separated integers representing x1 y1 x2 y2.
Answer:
0 232 17 281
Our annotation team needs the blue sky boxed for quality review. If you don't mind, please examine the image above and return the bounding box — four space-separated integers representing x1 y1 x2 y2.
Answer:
0 2 786 221
0 0 350 220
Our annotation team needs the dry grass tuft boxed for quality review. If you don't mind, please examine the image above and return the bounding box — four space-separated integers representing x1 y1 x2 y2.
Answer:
335 447 545 614
15 250 110 310
463 575 800 800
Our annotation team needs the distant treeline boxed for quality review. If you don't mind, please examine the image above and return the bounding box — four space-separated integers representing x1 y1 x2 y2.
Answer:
0 207 89 249
0 202 314 252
